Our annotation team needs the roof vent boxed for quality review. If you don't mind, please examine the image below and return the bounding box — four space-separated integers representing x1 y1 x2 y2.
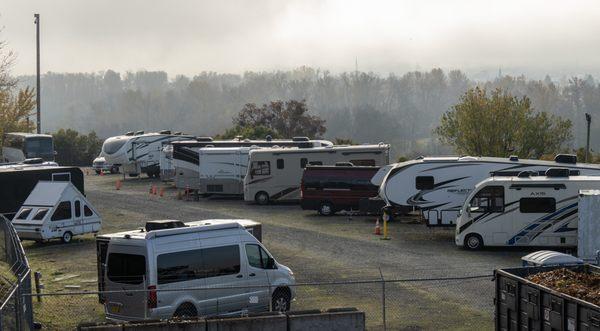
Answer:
145 220 186 232
125 131 134 136
555 154 577 164
335 162 354 167
159 130 171 134
509 155 519 161
545 168 570 178
196 137 213 142
517 171 532 178
292 136 309 142
135 130 144 135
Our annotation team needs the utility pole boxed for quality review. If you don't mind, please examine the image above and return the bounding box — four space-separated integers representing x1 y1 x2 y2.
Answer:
34 14 41 134
585 113 591 162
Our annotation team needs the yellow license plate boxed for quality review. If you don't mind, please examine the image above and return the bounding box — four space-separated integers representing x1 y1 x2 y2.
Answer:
108 304 121 313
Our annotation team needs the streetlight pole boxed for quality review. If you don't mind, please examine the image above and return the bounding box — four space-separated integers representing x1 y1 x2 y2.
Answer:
585 113 591 163
34 14 41 134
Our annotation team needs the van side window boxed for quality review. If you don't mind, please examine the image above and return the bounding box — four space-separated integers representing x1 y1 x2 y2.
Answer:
245 244 275 269
84 205 93 217
519 198 556 213
157 249 203 284
32 208 49 221
470 186 504 212
351 159 375 166
251 161 270 176
75 201 81 217
51 201 72 221
415 176 434 190
202 245 240 278
16 208 32 220
107 253 146 285
277 159 284 169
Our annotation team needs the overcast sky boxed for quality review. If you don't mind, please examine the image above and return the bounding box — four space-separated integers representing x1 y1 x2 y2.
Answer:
1 0 600 78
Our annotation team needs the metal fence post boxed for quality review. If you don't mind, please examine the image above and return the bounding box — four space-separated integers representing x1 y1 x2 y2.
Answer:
379 267 386 331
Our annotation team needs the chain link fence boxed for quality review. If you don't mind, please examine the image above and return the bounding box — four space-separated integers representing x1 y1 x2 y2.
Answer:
25 272 494 330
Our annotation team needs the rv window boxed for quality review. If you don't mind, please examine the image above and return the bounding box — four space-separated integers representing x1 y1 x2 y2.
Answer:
245 244 274 269
107 253 146 285
351 159 376 166
201 245 240 278
157 249 203 284
32 208 49 221
277 159 284 169
415 176 434 190
470 186 504 213
75 201 81 217
16 208 32 220
51 201 72 221
251 161 270 176
84 205 93 217
300 158 308 168
519 198 556 213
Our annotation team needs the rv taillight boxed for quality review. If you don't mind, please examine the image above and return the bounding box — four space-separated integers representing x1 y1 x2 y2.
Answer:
147 285 157 309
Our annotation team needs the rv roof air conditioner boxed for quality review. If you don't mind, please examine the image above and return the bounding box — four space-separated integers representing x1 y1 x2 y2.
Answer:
125 131 134 136
196 137 213 142
135 130 144 135
545 168 570 178
292 136 309 142
554 154 577 164
509 155 519 161
159 130 171 134
145 220 186 232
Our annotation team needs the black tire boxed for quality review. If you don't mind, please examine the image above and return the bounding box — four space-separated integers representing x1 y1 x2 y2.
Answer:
271 288 291 312
173 302 197 319
464 233 484 250
318 202 335 216
61 231 73 244
255 191 270 205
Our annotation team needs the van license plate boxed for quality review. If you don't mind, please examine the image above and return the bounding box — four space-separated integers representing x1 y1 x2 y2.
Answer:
108 303 121 313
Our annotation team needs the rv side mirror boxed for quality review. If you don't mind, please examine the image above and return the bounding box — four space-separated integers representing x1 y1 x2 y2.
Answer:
266 257 275 269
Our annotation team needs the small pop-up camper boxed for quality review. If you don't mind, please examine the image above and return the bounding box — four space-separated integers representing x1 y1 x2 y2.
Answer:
12 181 101 243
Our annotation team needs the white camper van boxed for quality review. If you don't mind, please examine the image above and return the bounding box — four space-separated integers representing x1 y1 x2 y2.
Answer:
101 131 194 178
97 219 295 321
378 154 600 227
12 181 101 243
198 146 256 196
455 168 600 250
244 144 390 204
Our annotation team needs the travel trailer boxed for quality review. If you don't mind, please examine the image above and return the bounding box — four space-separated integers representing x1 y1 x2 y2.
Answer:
198 146 257 195
0 166 84 219
378 154 600 227
101 130 194 178
244 144 390 204
455 168 600 250
96 219 294 321
2 132 55 163
172 137 333 190
12 181 101 243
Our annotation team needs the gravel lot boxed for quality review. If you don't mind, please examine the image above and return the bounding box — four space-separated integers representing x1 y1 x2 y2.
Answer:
24 171 535 330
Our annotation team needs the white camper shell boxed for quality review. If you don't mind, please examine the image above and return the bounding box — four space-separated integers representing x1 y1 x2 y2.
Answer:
198 147 256 195
455 169 600 250
378 154 600 227
97 219 295 322
244 144 390 204
12 181 101 243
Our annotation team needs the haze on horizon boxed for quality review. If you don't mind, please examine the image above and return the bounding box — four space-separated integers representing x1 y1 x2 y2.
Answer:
1 0 600 79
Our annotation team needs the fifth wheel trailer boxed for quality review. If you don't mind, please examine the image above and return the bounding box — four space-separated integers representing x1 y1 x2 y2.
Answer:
378 154 600 227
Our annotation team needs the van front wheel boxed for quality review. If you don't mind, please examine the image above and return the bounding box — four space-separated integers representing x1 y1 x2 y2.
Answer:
255 192 270 205
464 233 483 250
61 231 73 244
272 288 291 312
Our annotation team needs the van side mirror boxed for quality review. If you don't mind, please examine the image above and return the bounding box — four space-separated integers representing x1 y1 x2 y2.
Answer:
469 206 481 213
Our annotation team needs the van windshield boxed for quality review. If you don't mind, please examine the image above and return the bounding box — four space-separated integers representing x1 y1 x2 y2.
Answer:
107 253 146 285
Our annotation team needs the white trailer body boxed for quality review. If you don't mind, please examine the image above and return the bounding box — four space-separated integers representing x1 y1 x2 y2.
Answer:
455 171 600 250
198 147 255 195
379 155 600 226
12 181 101 243
577 190 600 262
159 144 175 181
244 144 390 204
101 131 194 178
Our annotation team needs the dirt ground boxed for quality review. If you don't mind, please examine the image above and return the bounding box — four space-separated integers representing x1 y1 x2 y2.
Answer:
23 170 536 330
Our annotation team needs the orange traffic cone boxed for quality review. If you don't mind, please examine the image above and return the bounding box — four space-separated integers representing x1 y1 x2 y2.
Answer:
159 187 165 197
115 179 122 190
374 219 382 235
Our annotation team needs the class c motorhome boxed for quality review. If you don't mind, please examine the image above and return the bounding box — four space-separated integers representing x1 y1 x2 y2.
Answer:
12 181 101 243
378 154 600 227
455 168 600 250
96 219 294 321
245 144 390 204
101 131 194 178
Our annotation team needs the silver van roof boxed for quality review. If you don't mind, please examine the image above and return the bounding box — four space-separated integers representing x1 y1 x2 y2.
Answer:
101 219 251 240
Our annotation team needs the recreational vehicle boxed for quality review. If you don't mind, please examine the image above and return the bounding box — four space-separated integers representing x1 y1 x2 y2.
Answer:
378 154 600 227
455 168 600 250
96 219 295 321
244 144 390 204
2 132 55 163
198 146 257 195
12 181 101 243
101 130 194 178
0 166 84 219
92 155 119 174
159 144 175 181
172 137 333 190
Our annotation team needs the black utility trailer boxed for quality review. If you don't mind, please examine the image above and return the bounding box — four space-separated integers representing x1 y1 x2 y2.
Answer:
0 166 84 219
495 264 599 331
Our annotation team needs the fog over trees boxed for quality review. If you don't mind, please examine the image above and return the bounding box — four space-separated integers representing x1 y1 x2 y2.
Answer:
17 68 600 158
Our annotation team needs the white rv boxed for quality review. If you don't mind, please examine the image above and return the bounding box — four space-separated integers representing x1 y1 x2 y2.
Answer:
97 219 295 321
101 130 194 178
455 168 600 250
244 144 390 204
378 154 600 226
12 181 101 243
159 144 175 181
172 137 333 190
198 146 257 196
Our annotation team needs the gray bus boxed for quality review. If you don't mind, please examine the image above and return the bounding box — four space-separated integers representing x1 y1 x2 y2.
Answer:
2 132 55 163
